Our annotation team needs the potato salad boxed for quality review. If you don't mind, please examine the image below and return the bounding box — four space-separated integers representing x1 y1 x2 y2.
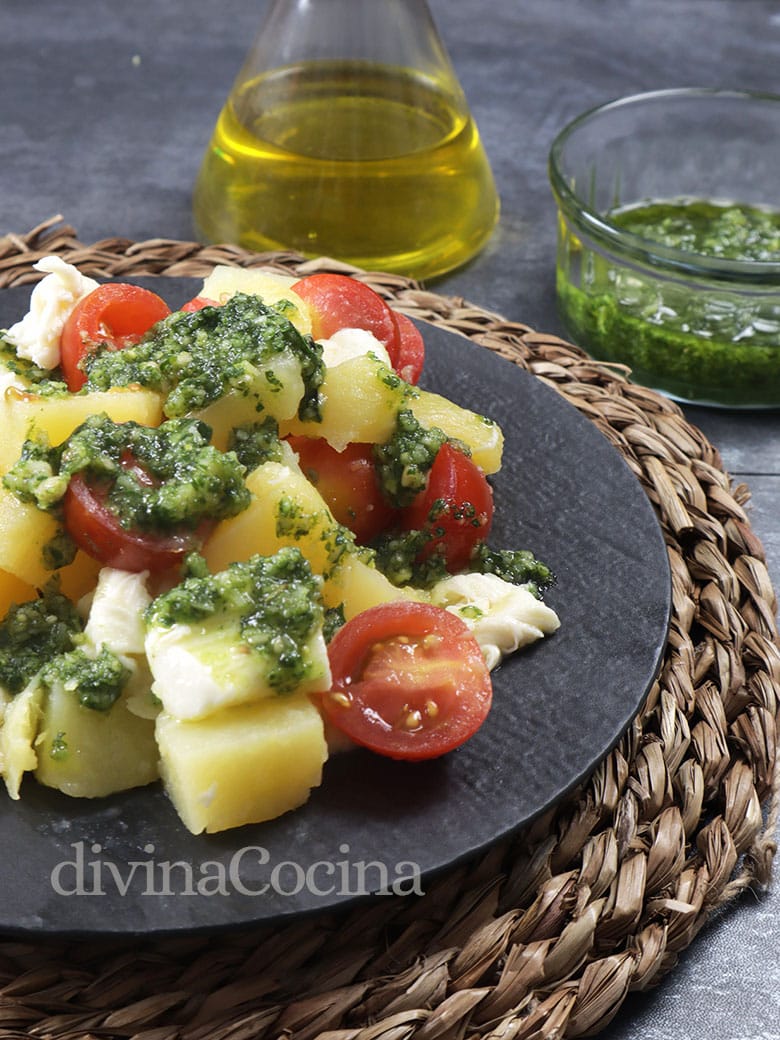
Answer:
0 260 559 834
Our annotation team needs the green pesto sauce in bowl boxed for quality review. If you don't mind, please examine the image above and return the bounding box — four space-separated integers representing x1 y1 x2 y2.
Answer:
556 199 780 407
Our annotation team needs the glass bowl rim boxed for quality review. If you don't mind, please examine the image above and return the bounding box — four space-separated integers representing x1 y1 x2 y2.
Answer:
548 86 780 285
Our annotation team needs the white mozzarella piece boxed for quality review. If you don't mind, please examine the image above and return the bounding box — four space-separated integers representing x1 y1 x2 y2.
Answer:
318 327 392 370
5 256 99 369
430 571 560 670
83 568 152 656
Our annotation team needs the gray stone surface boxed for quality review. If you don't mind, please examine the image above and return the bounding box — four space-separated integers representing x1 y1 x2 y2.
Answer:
0 0 778 1033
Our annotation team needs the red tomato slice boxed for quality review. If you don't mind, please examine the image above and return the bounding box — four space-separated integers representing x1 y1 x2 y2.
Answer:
62 472 212 573
402 443 494 571
321 601 492 760
180 295 219 313
61 283 171 391
287 436 397 544
393 312 425 385
292 273 401 354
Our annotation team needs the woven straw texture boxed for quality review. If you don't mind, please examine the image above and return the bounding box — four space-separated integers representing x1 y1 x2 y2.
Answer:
0 218 778 1040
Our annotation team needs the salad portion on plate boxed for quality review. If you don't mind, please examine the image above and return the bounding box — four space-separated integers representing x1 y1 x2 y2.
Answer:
0 259 559 835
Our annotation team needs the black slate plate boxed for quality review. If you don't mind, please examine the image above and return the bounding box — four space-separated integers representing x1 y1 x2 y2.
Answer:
0 278 671 936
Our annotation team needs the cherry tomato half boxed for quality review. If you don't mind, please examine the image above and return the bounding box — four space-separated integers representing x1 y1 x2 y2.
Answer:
288 436 397 544
321 601 492 760
292 273 400 354
392 312 425 385
62 472 212 573
61 283 171 391
402 443 494 572
180 295 219 313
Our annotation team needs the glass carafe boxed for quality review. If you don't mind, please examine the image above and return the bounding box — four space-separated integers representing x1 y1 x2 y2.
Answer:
192 0 499 279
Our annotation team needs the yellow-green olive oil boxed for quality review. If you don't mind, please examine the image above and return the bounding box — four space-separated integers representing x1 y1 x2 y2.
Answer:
193 62 499 279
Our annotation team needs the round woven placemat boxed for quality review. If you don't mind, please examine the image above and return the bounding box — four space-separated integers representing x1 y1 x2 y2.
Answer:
0 218 778 1040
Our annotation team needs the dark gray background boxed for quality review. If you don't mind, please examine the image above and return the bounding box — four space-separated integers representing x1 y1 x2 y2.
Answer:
0 1 778 1034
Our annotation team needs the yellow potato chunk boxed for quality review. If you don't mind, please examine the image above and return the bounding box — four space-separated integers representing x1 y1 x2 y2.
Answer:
0 487 63 588
323 554 419 618
279 355 406 450
408 389 504 474
0 568 37 618
194 349 305 450
204 460 343 575
200 266 313 337
0 386 163 476
205 460 416 620
35 685 159 798
155 692 327 834
57 552 102 602
0 488 101 596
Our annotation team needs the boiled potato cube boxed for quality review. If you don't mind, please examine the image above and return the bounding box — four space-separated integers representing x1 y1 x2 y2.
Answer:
323 554 418 618
0 556 99 631
279 354 406 450
408 389 503 474
35 683 159 798
204 460 341 575
194 348 305 450
0 486 100 593
200 266 313 337
0 568 37 619
155 692 327 834
0 386 163 476
204 460 417 620
0 486 63 587
57 552 102 602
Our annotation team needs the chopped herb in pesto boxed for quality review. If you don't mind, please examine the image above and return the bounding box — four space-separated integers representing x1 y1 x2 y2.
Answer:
0 339 66 391
84 292 324 421
469 543 554 596
5 414 250 532
323 604 346 643
274 496 364 576
373 409 449 508
372 519 553 594
373 528 449 588
40 646 130 712
228 417 284 471
41 528 77 570
146 547 325 694
275 495 317 541
0 584 132 710
0 586 81 695
49 731 69 761
180 551 211 581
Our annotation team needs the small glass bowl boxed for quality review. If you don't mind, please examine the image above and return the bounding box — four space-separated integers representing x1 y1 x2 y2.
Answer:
548 88 780 408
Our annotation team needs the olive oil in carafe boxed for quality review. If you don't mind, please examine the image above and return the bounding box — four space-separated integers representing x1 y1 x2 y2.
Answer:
193 62 499 279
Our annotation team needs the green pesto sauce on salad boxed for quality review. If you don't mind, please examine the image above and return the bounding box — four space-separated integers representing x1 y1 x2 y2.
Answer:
373 408 449 508
4 414 250 532
227 417 284 471
0 341 51 386
146 547 323 694
84 293 324 422
374 527 554 591
0 585 128 710
557 198 780 406
40 646 130 712
0 587 81 695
